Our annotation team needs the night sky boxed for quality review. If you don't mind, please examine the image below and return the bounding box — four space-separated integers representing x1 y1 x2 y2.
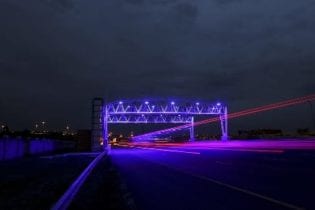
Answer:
1 0 315 132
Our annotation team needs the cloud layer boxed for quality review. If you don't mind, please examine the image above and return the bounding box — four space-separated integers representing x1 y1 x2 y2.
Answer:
1 0 315 131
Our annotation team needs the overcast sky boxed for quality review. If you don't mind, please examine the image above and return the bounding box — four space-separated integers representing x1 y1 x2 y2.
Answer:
0 0 315 132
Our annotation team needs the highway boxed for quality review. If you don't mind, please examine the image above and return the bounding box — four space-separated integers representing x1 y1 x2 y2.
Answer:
111 140 315 210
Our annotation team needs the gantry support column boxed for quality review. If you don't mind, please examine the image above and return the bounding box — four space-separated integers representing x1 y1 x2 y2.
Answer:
91 98 105 152
103 105 109 151
220 106 228 141
189 116 195 141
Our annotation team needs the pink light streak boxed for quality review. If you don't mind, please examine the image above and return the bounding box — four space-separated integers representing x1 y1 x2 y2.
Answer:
133 94 315 139
122 139 315 152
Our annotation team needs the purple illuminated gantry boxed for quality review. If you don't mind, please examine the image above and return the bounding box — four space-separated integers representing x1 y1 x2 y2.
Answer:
101 100 228 147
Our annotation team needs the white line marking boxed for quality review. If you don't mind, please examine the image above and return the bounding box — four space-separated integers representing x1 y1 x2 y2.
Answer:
135 157 304 210
189 174 303 210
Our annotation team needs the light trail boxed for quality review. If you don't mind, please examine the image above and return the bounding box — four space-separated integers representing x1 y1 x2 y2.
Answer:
132 147 201 155
124 142 285 153
133 94 315 139
119 144 200 155
199 148 285 154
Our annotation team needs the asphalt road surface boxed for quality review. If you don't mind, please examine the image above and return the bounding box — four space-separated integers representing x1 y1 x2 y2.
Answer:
111 140 315 210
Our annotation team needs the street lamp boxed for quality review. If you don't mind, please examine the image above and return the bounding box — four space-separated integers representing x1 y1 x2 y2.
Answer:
42 121 46 133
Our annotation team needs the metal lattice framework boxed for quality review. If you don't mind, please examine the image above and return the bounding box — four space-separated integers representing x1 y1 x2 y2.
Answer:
102 100 228 147
106 101 224 124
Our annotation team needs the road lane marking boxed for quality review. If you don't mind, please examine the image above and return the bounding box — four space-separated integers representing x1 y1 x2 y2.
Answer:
134 156 304 210
187 173 303 210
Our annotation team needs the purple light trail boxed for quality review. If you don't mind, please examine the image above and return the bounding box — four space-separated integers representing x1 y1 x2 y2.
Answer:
133 94 315 139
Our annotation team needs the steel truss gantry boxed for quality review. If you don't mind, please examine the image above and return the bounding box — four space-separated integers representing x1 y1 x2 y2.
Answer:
99 100 228 149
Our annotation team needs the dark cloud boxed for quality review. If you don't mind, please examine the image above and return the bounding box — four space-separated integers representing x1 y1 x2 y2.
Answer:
124 0 144 5
0 0 315 131
45 0 76 12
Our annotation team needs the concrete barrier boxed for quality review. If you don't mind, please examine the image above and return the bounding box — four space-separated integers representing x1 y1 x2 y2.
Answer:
0 138 75 161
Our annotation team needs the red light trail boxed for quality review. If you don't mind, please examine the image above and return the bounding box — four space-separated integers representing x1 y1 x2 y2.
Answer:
133 94 315 139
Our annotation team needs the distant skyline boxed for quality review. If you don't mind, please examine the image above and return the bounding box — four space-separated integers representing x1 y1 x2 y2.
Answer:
1 0 315 131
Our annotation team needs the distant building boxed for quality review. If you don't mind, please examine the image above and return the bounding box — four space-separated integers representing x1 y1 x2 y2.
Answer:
296 128 314 136
1 124 10 134
238 129 283 139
